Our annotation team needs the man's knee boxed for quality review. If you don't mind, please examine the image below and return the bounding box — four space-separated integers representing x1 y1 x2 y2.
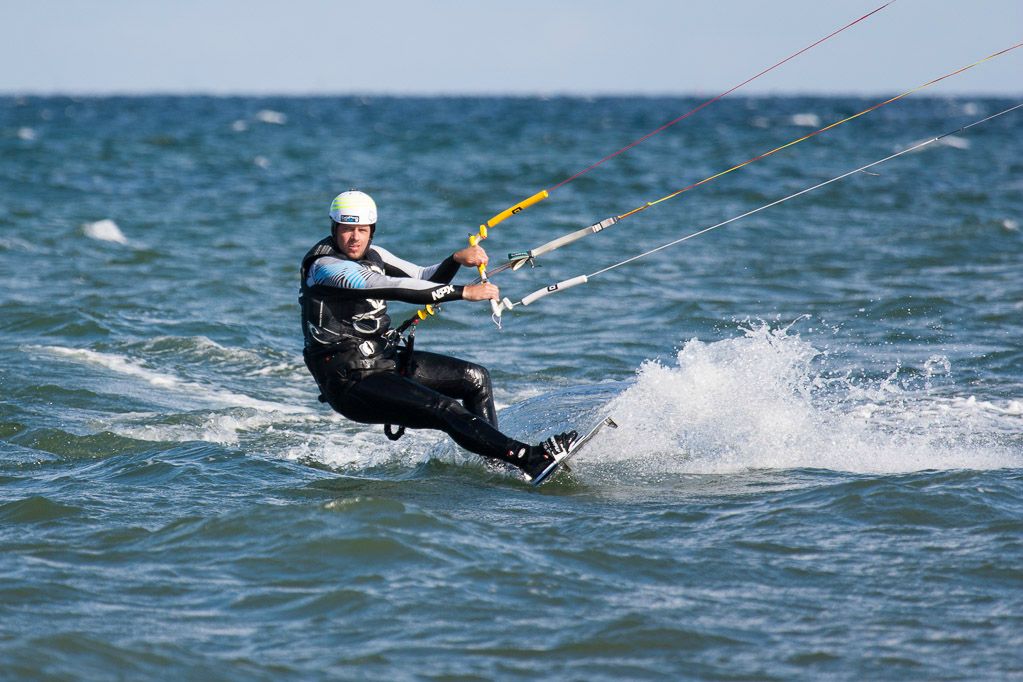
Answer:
463 363 492 392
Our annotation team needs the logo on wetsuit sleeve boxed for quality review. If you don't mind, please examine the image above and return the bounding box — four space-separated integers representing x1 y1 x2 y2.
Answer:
431 285 455 301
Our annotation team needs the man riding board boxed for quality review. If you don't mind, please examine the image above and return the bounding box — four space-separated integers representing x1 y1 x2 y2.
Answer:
300 190 576 482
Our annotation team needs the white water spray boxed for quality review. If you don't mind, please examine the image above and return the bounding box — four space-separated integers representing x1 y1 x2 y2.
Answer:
591 324 1022 475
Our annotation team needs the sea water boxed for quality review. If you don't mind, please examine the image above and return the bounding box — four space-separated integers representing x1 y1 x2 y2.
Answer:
1 95 1021 679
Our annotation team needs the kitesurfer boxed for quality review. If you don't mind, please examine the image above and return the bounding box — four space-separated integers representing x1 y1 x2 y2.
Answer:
300 190 576 481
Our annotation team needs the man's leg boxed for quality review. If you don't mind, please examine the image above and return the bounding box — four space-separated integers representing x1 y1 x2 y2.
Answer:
404 350 498 426
331 370 523 462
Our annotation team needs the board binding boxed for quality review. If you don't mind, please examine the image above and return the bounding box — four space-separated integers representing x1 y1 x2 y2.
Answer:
530 416 618 486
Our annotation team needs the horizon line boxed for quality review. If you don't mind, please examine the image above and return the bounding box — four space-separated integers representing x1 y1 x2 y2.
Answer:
3 89 1021 99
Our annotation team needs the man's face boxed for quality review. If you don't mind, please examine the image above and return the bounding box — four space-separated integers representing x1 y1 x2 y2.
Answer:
335 224 373 260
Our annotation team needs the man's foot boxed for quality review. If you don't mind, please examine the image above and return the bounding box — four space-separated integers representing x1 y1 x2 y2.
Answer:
518 430 578 483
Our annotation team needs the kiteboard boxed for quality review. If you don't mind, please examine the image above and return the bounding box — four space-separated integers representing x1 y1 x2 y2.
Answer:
531 416 618 486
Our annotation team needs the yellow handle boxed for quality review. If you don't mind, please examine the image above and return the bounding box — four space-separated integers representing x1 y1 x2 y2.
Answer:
484 189 549 229
469 232 487 279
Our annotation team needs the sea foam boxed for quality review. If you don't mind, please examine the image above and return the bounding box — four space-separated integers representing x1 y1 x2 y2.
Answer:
36 346 311 415
591 323 1022 476
790 113 821 128
83 219 128 244
255 109 287 125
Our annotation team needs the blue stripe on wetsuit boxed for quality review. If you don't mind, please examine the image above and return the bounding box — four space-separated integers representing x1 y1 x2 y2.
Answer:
313 260 369 289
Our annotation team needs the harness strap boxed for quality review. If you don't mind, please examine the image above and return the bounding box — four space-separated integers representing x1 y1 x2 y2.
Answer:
382 326 417 441
397 324 416 376
384 423 406 441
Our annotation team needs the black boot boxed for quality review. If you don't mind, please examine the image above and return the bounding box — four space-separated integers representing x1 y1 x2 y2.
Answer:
521 431 578 483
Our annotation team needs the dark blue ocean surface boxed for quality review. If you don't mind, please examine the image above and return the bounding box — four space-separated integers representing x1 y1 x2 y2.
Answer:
1 95 1021 680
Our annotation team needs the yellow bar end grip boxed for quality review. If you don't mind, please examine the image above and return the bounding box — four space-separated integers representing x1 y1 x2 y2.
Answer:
484 189 549 229
469 227 490 280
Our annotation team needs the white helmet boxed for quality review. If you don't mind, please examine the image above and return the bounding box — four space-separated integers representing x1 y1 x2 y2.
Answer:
329 190 377 226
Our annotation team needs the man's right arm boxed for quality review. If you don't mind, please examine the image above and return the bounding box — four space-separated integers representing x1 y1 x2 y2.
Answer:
307 256 466 305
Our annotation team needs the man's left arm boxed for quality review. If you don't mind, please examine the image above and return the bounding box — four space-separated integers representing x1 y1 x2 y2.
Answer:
376 245 487 283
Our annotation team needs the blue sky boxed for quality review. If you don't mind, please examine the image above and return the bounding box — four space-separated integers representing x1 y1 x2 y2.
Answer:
2 0 1019 95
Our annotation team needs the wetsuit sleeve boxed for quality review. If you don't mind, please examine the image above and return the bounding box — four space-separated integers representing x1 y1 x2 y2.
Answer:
372 246 461 284
307 256 464 304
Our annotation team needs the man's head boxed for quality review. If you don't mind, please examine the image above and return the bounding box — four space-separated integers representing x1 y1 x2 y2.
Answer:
329 190 377 260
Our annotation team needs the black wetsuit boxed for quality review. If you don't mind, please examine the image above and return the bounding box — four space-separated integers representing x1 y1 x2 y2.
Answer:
300 236 530 460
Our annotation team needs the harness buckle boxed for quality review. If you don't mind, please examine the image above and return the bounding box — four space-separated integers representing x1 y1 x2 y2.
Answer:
382 328 402 350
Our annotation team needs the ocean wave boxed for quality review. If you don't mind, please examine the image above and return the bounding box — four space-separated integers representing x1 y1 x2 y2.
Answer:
33 345 310 415
0 495 83 523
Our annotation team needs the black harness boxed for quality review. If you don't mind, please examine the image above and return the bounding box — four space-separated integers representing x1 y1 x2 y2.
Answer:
299 237 412 440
